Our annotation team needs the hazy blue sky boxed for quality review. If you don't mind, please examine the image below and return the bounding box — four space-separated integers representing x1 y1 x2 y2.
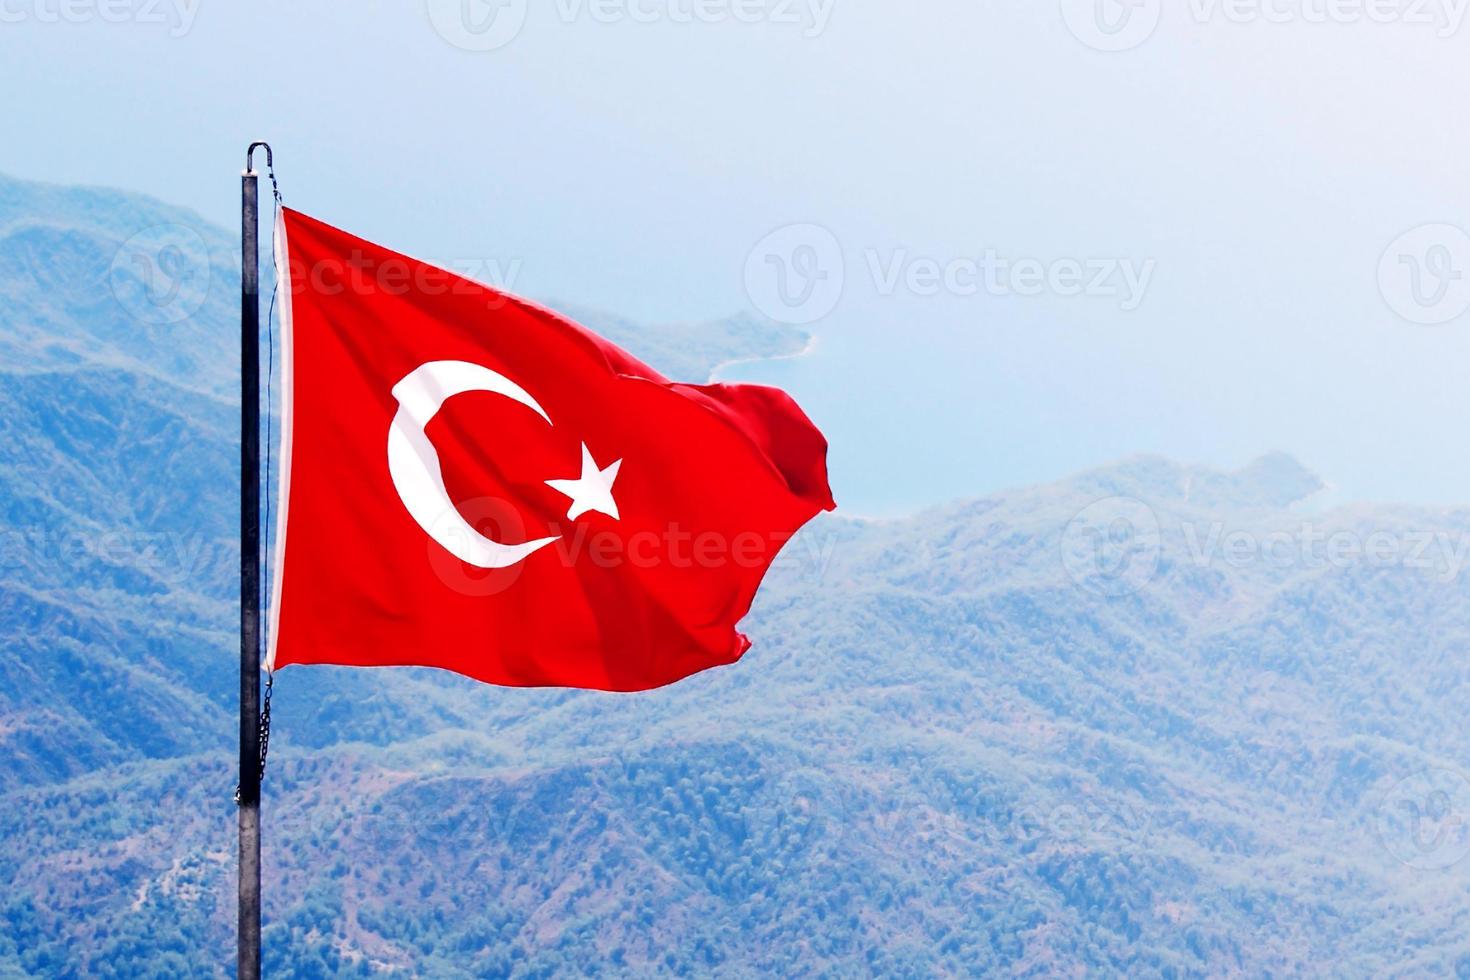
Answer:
3 0 1468 514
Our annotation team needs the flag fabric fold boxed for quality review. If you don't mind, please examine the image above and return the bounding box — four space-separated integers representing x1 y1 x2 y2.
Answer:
266 208 834 692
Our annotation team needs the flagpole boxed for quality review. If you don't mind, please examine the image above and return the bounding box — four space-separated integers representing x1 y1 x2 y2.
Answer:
238 141 268 980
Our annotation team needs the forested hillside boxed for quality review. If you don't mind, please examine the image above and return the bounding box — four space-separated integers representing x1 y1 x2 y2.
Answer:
4 174 1470 977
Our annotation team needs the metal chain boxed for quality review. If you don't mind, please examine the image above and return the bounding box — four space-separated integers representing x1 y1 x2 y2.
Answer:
262 149 282 205
233 673 274 805
257 671 274 780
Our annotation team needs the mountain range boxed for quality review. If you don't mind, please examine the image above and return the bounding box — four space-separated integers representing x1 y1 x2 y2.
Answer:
3 173 1470 977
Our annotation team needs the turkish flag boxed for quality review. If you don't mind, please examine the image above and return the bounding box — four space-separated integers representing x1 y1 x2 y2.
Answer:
266 209 834 692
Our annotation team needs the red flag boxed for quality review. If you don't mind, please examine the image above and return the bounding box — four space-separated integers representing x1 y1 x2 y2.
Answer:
265 209 834 692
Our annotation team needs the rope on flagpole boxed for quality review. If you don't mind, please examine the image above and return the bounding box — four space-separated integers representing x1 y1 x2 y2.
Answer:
258 145 282 784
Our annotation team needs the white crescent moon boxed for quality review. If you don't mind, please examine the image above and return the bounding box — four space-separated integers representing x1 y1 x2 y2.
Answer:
387 360 559 568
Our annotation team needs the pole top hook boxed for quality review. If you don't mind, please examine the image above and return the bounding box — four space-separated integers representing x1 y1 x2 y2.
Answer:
245 141 273 175
244 142 282 204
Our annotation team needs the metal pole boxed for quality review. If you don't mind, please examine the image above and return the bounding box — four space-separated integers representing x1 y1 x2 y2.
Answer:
238 142 267 980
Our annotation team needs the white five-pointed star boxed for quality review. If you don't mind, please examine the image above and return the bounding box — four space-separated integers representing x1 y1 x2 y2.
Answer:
546 443 622 521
